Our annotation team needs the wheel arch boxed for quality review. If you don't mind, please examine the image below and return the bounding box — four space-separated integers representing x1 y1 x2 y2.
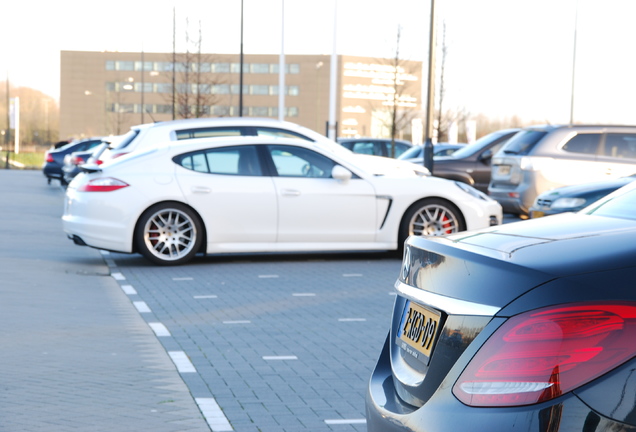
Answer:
397 196 467 247
132 200 207 255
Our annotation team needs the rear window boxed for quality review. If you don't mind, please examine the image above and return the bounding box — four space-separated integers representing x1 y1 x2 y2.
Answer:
500 130 547 155
110 129 141 150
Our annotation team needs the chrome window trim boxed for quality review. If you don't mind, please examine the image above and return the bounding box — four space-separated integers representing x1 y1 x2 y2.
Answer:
395 280 500 316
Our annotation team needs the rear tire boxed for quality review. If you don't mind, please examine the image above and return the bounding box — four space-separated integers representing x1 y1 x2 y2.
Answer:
135 203 203 266
398 198 466 247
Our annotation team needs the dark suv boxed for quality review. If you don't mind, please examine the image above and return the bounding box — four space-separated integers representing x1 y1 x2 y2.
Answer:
429 128 519 193
489 124 636 216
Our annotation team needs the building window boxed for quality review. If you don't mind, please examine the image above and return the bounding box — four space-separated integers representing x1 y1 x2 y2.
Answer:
213 63 230 73
231 63 249 73
212 84 230 95
251 64 269 73
106 61 115 71
115 61 134 71
135 61 153 71
250 85 269 95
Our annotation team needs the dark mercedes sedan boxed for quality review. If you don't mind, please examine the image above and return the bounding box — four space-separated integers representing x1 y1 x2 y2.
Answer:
367 180 636 431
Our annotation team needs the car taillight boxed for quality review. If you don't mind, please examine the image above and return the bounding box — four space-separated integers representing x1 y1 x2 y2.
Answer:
453 302 636 407
78 178 129 192
71 155 86 165
45 153 54 163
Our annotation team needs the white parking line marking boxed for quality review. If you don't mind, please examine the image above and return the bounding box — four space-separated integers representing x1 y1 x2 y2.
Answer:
342 273 363 277
168 351 196 373
99 250 110 255
196 398 234 431
262 356 298 361
338 318 367 322
258 274 279 278
105 259 116 267
172 277 194 281
325 419 367 425
194 295 218 299
133 301 151 313
292 293 316 297
121 285 137 295
148 322 171 337
111 272 126 281
223 320 251 324
389 292 397 296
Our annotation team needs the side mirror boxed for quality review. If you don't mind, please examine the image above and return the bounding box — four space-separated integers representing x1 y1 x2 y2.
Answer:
332 165 353 182
478 149 493 163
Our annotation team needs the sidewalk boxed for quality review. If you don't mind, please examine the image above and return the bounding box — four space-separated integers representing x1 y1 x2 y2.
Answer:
0 170 210 431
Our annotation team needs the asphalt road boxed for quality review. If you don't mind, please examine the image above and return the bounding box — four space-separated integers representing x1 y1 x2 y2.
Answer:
2 169 520 432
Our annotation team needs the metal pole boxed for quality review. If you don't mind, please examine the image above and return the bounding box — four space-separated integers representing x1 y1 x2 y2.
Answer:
239 0 244 117
327 0 338 140
278 0 285 121
423 0 437 173
569 0 579 125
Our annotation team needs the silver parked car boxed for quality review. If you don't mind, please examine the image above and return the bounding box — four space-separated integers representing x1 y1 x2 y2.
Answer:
488 124 636 216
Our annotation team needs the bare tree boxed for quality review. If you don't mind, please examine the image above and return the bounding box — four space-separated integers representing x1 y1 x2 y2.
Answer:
166 19 223 120
375 26 421 157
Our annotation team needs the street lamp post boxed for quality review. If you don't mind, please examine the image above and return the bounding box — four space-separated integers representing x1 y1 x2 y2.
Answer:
423 0 437 173
239 0 244 117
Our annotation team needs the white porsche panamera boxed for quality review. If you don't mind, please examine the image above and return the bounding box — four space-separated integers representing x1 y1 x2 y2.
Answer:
63 136 503 265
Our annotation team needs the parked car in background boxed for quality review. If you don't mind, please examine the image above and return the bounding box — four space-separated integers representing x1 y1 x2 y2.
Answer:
62 143 110 184
337 137 413 158
42 138 105 185
64 136 502 266
398 143 466 162
367 179 636 431
529 173 636 218
404 129 519 193
89 118 431 177
489 124 636 216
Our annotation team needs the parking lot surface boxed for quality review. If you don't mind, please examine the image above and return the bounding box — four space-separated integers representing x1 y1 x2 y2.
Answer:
2 169 400 431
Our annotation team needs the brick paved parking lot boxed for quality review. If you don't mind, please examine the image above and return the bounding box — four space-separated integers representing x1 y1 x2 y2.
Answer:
104 251 400 432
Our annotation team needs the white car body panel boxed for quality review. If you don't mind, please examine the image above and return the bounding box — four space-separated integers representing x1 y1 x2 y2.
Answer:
63 135 502 261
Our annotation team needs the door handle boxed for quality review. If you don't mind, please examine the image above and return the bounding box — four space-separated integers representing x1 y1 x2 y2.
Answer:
281 189 301 196
191 186 211 194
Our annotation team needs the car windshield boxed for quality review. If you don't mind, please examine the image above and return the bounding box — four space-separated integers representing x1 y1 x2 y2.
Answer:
582 184 636 221
398 145 423 159
451 130 513 159
500 130 547 155
110 129 141 150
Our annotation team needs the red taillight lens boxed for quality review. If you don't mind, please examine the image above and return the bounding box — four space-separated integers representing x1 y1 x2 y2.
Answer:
78 178 129 192
71 155 86 165
45 153 54 163
453 303 636 407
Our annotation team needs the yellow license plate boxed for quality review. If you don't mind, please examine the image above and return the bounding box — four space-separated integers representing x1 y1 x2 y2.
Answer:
398 301 441 365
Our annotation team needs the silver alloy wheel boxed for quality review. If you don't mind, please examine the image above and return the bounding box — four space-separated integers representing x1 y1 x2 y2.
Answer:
142 208 197 262
408 203 460 236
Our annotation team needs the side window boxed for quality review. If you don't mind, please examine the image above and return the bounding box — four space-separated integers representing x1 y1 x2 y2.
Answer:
255 127 312 141
561 133 601 155
267 145 335 178
386 142 410 157
175 127 242 140
603 134 636 160
351 141 376 155
174 145 262 176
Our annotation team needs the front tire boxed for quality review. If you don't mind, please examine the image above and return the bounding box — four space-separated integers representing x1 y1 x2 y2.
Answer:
399 198 466 246
135 203 203 266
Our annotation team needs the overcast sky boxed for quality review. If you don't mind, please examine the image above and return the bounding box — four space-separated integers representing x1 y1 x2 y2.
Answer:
3 0 636 125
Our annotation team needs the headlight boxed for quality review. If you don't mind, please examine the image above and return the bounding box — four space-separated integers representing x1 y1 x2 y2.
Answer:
551 197 586 209
454 181 489 201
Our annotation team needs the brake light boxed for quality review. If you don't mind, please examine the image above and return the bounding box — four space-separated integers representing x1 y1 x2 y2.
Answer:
45 153 54 163
71 155 86 165
453 302 636 407
78 178 129 192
